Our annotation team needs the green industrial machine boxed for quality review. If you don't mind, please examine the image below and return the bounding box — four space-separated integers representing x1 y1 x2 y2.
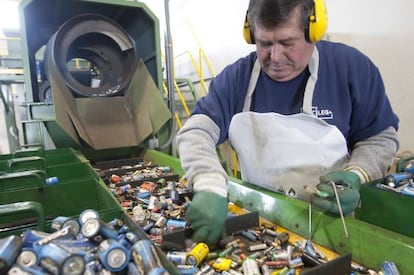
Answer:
18 0 172 159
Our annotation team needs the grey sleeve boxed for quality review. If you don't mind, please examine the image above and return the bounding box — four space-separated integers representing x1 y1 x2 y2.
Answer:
176 114 228 188
347 126 399 181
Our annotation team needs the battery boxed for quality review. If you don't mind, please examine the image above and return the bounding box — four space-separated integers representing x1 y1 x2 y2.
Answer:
166 219 188 229
79 209 100 225
81 217 118 242
21 229 50 247
45 176 59 186
8 264 46 275
248 243 267 252
16 247 38 267
186 242 209 266
242 257 260 275
38 242 85 275
132 239 163 273
0 235 23 273
51 216 80 236
98 239 130 272
167 251 187 265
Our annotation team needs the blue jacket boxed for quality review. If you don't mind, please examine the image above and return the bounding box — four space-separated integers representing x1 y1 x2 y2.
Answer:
191 40 399 150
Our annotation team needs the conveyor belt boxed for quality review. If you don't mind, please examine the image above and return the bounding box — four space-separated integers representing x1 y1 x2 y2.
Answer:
145 149 414 274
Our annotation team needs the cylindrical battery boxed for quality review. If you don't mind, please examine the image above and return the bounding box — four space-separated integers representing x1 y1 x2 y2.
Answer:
45 176 59 186
21 229 50 247
81 217 118 241
167 251 187 265
154 216 167 228
242 257 260 275
51 216 80 235
132 204 147 225
8 264 46 275
132 239 163 272
16 247 38 267
248 243 267 252
169 189 180 203
79 209 100 225
0 235 23 273
275 231 289 246
186 242 209 266
166 219 188 229
147 196 160 210
98 239 130 272
38 242 85 275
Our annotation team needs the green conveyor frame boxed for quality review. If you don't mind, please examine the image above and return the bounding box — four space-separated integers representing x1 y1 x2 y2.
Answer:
144 149 414 274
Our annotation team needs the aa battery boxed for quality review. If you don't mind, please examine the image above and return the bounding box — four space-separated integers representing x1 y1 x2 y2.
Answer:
239 230 257 242
169 189 180 203
186 242 209 266
176 264 198 275
242 257 260 275
166 251 187 265
38 242 85 275
98 239 130 272
166 219 188 229
248 243 267 252
0 235 23 273
132 239 163 273
195 263 215 275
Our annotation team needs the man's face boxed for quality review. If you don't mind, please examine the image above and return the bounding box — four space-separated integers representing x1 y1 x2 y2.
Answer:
254 8 314 82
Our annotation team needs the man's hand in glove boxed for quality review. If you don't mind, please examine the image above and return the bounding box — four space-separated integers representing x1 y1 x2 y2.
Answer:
185 191 228 246
311 170 361 215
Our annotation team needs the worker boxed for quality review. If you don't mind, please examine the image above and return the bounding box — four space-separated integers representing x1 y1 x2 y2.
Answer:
176 0 399 246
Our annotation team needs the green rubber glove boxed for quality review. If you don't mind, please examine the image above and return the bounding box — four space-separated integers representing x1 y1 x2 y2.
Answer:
312 170 361 215
185 191 228 246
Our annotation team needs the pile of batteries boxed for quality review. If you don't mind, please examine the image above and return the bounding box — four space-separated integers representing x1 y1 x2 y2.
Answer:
376 159 414 196
0 209 170 274
96 161 374 274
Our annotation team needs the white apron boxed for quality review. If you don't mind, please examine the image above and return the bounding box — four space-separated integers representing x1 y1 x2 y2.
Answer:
228 48 349 200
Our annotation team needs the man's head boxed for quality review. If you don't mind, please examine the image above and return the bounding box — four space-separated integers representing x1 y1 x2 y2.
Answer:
246 0 326 81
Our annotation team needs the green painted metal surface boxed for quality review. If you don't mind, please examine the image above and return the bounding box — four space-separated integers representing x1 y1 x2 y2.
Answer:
0 147 179 274
0 148 121 235
19 0 163 102
17 0 172 155
144 149 414 274
356 180 414 239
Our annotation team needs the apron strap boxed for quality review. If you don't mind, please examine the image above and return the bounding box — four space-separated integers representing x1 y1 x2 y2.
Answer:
243 47 320 115
302 47 319 114
243 59 261 112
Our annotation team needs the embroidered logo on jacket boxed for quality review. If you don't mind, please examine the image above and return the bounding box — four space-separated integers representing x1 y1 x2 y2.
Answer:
312 107 333 119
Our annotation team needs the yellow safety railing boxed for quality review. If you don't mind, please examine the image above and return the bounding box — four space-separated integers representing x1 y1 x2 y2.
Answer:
162 81 184 129
164 19 240 177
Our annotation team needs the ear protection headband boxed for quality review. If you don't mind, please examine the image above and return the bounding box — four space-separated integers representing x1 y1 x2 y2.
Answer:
243 0 328 44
